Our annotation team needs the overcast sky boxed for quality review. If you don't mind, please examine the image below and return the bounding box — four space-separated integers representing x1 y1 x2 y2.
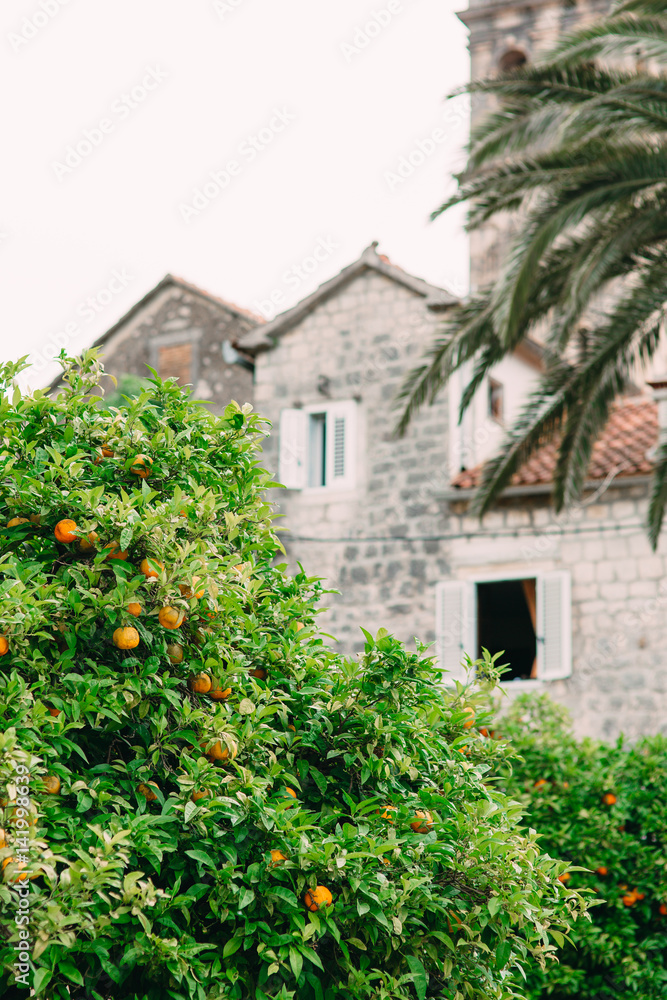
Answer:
2 0 470 391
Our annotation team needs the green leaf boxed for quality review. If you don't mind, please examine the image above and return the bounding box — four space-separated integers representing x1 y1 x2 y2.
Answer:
185 849 215 866
346 937 367 950
289 947 303 980
238 887 255 909
33 969 52 994
406 955 428 1000
60 962 84 986
495 939 512 970
223 936 244 958
487 895 502 917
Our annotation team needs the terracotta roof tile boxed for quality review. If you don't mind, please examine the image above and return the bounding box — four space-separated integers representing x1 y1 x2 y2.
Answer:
451 398 657 491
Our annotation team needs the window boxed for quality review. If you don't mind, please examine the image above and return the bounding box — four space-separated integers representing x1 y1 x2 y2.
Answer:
488 378 503 423
435 572 571 684
279 401 357 491
499 48 527 72
158 343 193 384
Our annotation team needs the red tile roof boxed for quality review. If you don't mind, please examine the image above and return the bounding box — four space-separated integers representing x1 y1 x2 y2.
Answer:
452 398 657 490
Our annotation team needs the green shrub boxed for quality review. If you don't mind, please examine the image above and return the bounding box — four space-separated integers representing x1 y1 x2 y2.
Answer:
497 694 667 1000
0 354 585 999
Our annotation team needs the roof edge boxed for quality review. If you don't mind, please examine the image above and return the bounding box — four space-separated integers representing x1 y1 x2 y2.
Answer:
236 242 459 353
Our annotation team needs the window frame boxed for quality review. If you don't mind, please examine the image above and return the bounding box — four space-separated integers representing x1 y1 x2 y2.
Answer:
278 400 358 493
435 570 571 685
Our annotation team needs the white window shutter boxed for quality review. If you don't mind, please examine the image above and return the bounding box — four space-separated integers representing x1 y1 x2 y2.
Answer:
536 571 572 680
326 401 357 489
435 580 477 685
278 409 307 489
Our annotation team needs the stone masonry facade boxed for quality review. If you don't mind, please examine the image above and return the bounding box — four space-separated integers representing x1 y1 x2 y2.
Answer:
90 278 256 413
252 268 453 655
447 482 667 741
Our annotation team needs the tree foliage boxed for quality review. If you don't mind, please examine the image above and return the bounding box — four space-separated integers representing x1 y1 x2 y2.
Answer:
0 354 585 999
496 694 667 1000
397 0 667 547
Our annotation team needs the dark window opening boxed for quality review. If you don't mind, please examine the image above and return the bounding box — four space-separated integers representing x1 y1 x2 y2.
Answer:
499 49 527 72
308 412 326 487
477 578 536 680
488 378 504 423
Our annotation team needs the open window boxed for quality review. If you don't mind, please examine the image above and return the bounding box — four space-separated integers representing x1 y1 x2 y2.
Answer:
435 572 571 684
279 401 357 491
488 378 504 423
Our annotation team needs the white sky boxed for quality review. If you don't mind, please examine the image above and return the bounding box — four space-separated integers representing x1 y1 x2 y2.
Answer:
2 0 470 391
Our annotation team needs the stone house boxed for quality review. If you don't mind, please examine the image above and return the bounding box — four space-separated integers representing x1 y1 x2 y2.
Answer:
51 274 259 412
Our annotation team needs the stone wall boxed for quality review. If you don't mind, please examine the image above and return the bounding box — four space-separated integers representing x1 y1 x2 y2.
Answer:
96 284 256 413
253 268 451 655
447 481 667 741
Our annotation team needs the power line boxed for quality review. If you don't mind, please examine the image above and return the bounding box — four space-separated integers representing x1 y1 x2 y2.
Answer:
284 519 646 544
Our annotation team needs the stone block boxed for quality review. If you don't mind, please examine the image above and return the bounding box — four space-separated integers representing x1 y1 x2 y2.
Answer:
599 582 629 601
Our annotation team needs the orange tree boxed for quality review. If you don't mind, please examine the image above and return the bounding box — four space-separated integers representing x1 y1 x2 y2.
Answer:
0 353 587 1000
496 694 667 1000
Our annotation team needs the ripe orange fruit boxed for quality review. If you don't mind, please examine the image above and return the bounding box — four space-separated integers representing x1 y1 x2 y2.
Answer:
106 540 129 560
534 779 548 790
29 514 41 525
138 781 159 801
179 579 206 599
140 558 163 579
659 903 667 916
43 775 61 794
603 793 617 806
0 828 5 847
270 849 287 864
295 622 304 632
410 810 433 833
0 637 9 657
191 789 209 803
558 873 571 884
159 606 185 630
78 531 99 553
54 519 78 543
249 667 267 680
462 707 475 729
596 866 608 876
47 706 61 718
304 886 333 911
380 806 397 822
101 445 114 458
636 891 645 901
130 454 153 478
167 644 184 664
622 892 637 907
288 724 296 732
202 739 238 763
210 684 232 701
478 727 489 738
113 627 140 649
188 672 212 694
7 517 29 527
127 602 142 617
2 857 28 882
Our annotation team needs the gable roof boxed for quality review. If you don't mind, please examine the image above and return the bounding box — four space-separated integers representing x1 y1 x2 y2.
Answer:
451 398 657 492
236 242 459 353
92 273 263 352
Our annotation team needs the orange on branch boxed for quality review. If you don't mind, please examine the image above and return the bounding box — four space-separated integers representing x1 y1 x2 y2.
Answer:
270 850 287 865
167 643 184 664
410 810 433 833
43 775 61 795
106 540 129 561
138 781 159 801
159 606 185 630
304 886 333 912
113 627 140 649
54 519 78 543
188 672 212 694
0 637 9 657
249 667 267 680
130 454 153 478
603 793 617 806
2 857 28 882
140 558 163 579
78 531 99 553
7 517 29 527
210 683 232 701
127 602 142 617
462 707 475 729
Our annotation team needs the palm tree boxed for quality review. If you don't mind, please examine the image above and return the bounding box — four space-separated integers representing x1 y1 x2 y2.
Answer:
397 0 667 547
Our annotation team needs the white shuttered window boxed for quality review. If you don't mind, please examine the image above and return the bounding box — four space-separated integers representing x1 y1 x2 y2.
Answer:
278 401 357 491
435 572 572 682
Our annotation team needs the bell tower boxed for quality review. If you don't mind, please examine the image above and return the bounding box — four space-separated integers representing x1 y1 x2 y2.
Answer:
458 0 610 293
